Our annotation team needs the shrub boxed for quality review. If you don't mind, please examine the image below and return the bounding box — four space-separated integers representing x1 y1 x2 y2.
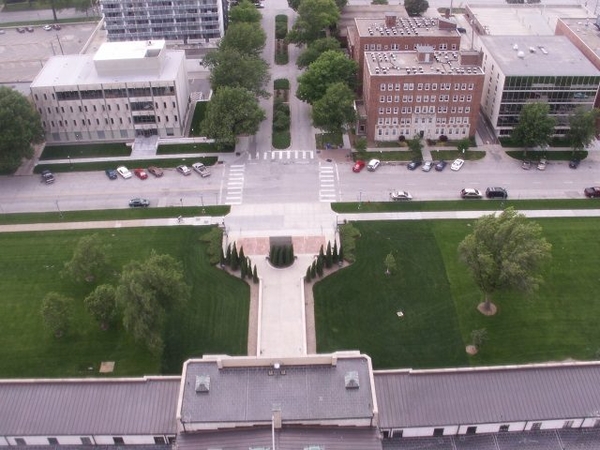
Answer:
339 223 360 263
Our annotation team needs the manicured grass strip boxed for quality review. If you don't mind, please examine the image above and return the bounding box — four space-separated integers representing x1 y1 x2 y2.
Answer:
315 217 600 369
331 199 600 213
190 102 208 137
362 150 424 162
0 226 248 377
40 143 131 160
34 156 218 173
506 150 588 161
0 206 230 226
316 132 343 149
157 142 233 154
430 150 486 161
272 131 291 149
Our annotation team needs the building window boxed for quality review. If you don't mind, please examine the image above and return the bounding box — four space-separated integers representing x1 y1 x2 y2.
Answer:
81 437 92 445
44 93 48 100
15 438 25 445
395 84 400 91
34 94 39 101
466 426 477 435
563 421 574 429
433 428 444 437
113 437 124 445
531 423 542 430
174 115 177 122
154 437 166 444
380 84 386 91
387 96 392 102
417 83 423 90
380 95 385 102
48 438 58 445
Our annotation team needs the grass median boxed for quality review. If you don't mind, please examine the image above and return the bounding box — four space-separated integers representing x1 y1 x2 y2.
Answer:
0 226 248 377
314 218 600 369
34 157 219 174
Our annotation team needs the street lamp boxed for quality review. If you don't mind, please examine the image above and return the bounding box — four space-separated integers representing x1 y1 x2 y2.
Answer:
180 198 183 208
358 191 362 210
55 200 63 219
200 194 204 207
68 155 72 169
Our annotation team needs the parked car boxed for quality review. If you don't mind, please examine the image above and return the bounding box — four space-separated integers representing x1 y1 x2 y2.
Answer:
25 26 34 32
352 160 366 173
53 24 62 30
43 25 52 31
133 168 148 180
537 158 547 171
129 198 150 207
148 166 163 177
192 162 211 177
521 160 532 170
41 169 55 184
422 160 433 172
435 160 447 172
176 165 192 176
16 27 26 33
584 187 600 198
486 187 508 199
460 188 482 199
451 158 465 171
116 166 132 179
407 160 422 171
457 27 467 33
390 190 413 201
105 169 117 180
367 159 381 171
569 159 580 169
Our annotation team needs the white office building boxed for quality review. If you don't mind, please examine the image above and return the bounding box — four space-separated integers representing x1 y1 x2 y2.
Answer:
100 0 226 44
31 40 190 143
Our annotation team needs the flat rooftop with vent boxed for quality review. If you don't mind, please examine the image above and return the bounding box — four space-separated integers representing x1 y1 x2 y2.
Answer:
177 352 378 432
364 49 484 76
354 16 456 38
479 35 600 76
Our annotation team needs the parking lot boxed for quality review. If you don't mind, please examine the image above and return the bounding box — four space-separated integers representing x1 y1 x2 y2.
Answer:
0 20 102 83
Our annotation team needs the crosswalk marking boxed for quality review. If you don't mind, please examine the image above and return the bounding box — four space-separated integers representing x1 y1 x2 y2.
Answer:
252 150 315 160
225 164 245 205
318 163 337 202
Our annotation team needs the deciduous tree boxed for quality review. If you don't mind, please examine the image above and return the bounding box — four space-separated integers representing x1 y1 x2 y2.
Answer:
297 51 357 104
568 107 599 152
41 292 72 338
296 37 342 69
201 87 266 148
62 233 111 283
384 252 397 275
404 0 429 16
287 0 339 45
511 103 556 150
228 0 262 23
458 208 552 315
84 284 117 330
311 82 356 133
0 86 43 173
203 49 270 98
219 22 266 57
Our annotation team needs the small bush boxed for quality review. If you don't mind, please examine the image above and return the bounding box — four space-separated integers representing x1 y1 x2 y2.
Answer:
275 15 288 39
269 244 295 268
339 223 360 263
274 78 290 90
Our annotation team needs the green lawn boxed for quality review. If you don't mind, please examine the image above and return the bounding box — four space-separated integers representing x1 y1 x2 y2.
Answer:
157 142 233 154
190 102 209 137
0 226 248 377
314 218 600 369
430 150 486 161
40 143 131 160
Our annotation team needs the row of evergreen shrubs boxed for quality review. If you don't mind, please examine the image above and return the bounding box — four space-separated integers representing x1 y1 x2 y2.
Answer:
221 242 259 283
269 244 295 268
305 241 344 282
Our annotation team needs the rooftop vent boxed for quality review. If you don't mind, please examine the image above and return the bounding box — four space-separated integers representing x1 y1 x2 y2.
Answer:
512 44 519 51
517 51 525 59
195 375 210 393
345 371 360 389
538 46 549 55
529 47 536 53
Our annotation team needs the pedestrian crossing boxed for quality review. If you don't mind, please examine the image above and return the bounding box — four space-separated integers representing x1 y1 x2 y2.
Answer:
251 150 315 161
319 164 337 202
225 164 245 205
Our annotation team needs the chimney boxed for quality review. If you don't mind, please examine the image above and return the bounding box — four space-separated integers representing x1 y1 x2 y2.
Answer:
385 12 397 28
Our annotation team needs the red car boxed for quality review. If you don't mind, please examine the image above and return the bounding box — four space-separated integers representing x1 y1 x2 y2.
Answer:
133 168 148 180
352 160 366 173
584 187 600 198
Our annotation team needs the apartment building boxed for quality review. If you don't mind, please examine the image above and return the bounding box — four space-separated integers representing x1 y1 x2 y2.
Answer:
348 14 462 93
479 35 600 137
100 0 226 43
30 40 190 143
360 47 484 141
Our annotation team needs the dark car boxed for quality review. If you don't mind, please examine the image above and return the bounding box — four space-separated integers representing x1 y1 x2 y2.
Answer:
584 187 600 198
457 27 467 33
521 160 532 170
16 27 26 33
486 187 508 199
434 160 447 172
41 169 55 184
53 24 62 30
105 169 118 180
407 160 422 171
569 159 580 169
25 26 34 32
129 198 150 207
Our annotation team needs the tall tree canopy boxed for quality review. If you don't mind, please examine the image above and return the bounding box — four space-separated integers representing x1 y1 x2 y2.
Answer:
85 284 117 330
288 0 346 11
287 0 340 45
296 37 342 69
297 51 357 104
511 103 556 149
41 292 72 338
458 208 552 315
228 0 262 23
219 22 266 57
116 252 190 355
201 87 266 148
0 86 43 173
404 0 429 16
203 48 270 98
567 107 599 152
311 82 356 134
62 233 111 283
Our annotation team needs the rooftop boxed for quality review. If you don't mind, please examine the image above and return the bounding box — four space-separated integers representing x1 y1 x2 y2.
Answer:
479 35 600 76
179 353 376 428
364 50 484 76
375 361 600 429
354 16 456 38
0 376 180 436
558 17 600 60
93 40 166 62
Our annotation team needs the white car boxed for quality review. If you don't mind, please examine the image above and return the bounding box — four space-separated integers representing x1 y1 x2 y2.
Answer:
116 166 132 179
422 160 433 172
537 158 547 171
367 159 381 171
192 162 211 177
451 158 465 171
390 190 413 201
43 25 52 31
176 165 192 176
